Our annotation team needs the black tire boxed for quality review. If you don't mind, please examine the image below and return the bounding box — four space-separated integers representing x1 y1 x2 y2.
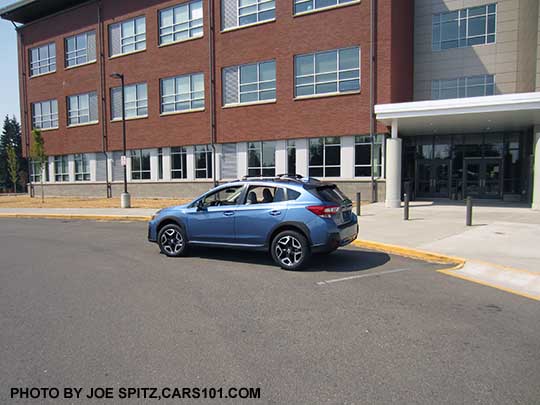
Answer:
270 230 310 270
158 223 188 257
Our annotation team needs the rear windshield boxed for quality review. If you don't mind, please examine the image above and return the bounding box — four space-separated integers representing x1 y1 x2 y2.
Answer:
309 185 351 205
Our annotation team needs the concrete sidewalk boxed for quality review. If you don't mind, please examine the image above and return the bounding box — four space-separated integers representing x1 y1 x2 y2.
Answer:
357 201 540 300
0 207 157 220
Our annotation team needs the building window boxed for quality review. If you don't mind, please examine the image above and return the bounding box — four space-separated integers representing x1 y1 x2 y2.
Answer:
30 160 42 183
111 83 148 120
131 149 151 180
287 140 296 175
161 73 204 114
294 0 355 14
54 155 69 182
432 4 496 51
355 135 384 177
109 16 146 57
238 0 275 27
29 43 56 77
248 141 275 176
309 137 340 177
65 31 96 68
32 100 58 130
222 60 276 105
295 47 360 98
431 75 495 100
158 148 163 180
195 145 213 178
67 92 98 126
170 147 187 179
159 0 203 45
74 154 90 181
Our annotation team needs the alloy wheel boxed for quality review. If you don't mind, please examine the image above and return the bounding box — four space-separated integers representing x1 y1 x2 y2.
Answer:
160 228 184 255
275 235 303 267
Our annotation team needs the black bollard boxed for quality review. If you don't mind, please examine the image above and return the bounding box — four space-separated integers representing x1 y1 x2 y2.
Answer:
404 193 410 220
466 196 473 226
356 192 361 216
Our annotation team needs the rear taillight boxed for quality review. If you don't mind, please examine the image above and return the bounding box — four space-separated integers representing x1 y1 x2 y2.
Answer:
307 205 339 218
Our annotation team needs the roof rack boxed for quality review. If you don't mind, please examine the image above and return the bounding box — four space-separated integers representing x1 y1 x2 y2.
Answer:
237 174 322 184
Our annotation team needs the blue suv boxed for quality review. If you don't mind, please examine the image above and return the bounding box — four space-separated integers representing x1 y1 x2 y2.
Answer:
148 175 358 270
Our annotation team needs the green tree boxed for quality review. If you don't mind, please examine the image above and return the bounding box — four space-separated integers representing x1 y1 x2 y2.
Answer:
0 116 26 192
29 129 47 202
6 144 19 193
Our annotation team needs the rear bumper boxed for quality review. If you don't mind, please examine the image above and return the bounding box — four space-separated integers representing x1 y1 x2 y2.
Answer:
312 220 358 253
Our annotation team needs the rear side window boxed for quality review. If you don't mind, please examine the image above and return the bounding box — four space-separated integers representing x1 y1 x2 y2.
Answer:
286 189 301 201
310 185 351 204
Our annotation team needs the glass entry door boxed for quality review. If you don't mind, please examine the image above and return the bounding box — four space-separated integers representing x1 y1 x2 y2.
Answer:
464 158 502 199
416 159 451 198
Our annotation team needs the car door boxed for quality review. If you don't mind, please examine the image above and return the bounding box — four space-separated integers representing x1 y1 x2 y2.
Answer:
186 185 244 244
234 185 287 246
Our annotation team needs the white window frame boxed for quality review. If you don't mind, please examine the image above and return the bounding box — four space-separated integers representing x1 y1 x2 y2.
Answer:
354 135 385 178
170 147 187 179
161 73 205 114
294 0 356 15
431 75 495 100
432 4 496 51
247 141 276 177
110 16 146 57
308 137 341 178
130 149 151 180
111 83 148 120
29 43 56 77
65 30 96 68
54 155 69 182
238 0 275 27
32 100 59 130
159 0 203 45
295 47 360 98
74 153 91 181
194 144 213 179
67 92 97 126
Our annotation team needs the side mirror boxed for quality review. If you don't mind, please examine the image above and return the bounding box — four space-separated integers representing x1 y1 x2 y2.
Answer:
196 200 205 211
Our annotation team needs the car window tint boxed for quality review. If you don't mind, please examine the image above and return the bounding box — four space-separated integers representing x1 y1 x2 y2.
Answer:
310 185 351 204
202 186 243 206
286 189 301 200
243 186 277 205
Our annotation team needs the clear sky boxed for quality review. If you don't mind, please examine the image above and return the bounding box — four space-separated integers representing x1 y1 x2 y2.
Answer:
0 0 20 122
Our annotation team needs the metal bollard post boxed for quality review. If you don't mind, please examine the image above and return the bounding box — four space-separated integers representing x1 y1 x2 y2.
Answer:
404 193 410 220
356 192 361 216
466 196 473 226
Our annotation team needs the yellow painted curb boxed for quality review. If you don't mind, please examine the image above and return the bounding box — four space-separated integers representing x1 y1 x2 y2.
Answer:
0 213 152 222
352 239 465 265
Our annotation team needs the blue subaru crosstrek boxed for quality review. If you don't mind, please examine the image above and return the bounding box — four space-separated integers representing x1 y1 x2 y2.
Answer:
148 175 358 270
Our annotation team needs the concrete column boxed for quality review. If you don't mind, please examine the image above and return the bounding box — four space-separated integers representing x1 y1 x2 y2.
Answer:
186 146 195 181
48 156 55 183
237 142 247 179
213 144 222 181
385 120 402 208
162 147 171 181
89 153 97 182
295 138 308 177
275 140 287 175
149 149 159 181
533 131 540 210
341 136 355 179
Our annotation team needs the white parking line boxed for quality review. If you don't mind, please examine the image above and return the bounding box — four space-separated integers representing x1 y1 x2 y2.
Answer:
316 268 411 286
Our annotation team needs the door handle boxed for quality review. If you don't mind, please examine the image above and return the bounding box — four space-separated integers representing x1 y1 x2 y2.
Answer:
269 210 281 216
223 211 235 216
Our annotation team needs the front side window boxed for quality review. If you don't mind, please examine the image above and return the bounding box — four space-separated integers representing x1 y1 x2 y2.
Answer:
432 75 495 100
161 73 204 114
74 154 90 181
295 47 360 97
67 92 98 126
294 0 356 14
109 16 146 57
131 149 151 180
248 141 276 177
309 137 340 177
355 135 384 177
222 60 276 105
171 147 187 179
65 31 96 68
32 100 58 130
287 140 296 175
195 145 213 178
54 155 69 182
432 4 496 51
159 0 203 45
199 185 244 207
111 83 148 120
29 43 56 76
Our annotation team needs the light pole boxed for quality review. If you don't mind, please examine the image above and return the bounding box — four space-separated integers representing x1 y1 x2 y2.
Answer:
110 72 130 208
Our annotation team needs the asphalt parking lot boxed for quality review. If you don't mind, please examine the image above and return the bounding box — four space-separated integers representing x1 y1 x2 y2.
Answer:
1 219 539 404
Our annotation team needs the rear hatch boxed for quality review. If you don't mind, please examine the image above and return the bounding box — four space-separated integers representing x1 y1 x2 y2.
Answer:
308 184 353 226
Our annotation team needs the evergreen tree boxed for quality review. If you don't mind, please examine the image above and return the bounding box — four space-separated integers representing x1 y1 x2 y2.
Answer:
0 116 26 192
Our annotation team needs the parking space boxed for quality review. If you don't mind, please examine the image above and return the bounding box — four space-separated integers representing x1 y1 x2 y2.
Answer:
1 219 539 404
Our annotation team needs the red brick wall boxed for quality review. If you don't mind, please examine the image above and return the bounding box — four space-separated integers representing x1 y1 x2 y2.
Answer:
19 0 413 157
